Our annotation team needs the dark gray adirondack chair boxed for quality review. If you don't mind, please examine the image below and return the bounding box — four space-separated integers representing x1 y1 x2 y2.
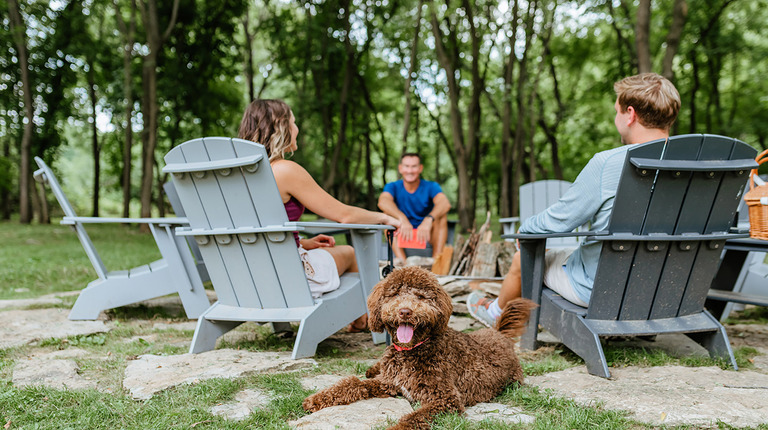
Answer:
163 137 389 359
500 180 586 249
33 157 211 320
505 134 756 378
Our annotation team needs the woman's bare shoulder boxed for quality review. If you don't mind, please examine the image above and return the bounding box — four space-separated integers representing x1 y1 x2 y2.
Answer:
270 159 306 175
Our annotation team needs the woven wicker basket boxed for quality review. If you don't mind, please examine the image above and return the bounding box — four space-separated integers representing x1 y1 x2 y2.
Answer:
743 149 768 239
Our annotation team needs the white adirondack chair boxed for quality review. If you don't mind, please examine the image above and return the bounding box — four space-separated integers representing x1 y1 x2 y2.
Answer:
500 179 584 248
163 137 390 359
33 157 211 320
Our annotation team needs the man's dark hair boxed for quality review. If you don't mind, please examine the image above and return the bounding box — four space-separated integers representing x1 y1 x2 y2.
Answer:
399 152 421 163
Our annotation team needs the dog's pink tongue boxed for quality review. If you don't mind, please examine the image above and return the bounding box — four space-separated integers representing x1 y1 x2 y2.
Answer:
397 324 414 344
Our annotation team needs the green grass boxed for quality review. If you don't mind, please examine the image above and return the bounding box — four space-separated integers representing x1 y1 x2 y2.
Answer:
725 306 768 325
3 221 768 430
0 221 161 300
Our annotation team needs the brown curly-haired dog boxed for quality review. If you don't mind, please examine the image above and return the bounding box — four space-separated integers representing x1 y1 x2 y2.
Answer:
303 266 536 430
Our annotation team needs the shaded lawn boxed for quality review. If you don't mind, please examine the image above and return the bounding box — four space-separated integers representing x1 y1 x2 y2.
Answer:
1 221 161 300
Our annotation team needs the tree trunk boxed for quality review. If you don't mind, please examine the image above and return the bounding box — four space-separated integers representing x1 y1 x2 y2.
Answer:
243 5 255 102
89 69 100 217
139 0 180 219
401 0 423 149
463 0 483 228
512 0 537 217
1 137 10 220
35 179 49 224
324 0 354 194
8 0 33 224
429 2 472 230
636 0 652 73
114 0 137 219
689 49 698 133
355 73 391 188
499 0 520 218
606 0 637 76
661 0 687 80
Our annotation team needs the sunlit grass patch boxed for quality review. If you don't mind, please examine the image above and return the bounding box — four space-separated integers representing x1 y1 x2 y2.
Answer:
0 222 161 300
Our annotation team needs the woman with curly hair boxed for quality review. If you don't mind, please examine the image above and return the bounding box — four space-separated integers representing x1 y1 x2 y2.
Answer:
238 99 400 332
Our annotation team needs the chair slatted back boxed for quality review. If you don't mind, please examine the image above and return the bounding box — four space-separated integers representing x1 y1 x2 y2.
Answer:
519 180 572 221
587 135 755 321
164 137 314 309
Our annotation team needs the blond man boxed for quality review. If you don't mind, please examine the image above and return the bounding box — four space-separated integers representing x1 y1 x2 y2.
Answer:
469 73 681 327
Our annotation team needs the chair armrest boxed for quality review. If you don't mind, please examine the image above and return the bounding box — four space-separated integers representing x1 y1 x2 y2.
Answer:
174 222 392 237
630 157 758 172
174 225 304 236
163 153 263 173
498 217 520 224
503 230 607 240
592 232 748 242
292 221 394 234
62 216 189 226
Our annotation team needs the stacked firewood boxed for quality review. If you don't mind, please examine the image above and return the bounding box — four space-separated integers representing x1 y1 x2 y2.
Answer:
446 212 516 278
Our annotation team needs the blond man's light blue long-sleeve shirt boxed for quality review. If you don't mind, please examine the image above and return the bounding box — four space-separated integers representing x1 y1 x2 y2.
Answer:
519 144 631 304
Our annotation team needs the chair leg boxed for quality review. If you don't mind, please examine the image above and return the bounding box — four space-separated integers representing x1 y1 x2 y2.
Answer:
189 316 242 354
291 321 322 359
292 288 365 359
542 304 611 378
686 325 738 371
370 331 387 345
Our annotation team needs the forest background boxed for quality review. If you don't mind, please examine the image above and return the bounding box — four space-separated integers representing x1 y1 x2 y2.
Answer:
2 0 767 232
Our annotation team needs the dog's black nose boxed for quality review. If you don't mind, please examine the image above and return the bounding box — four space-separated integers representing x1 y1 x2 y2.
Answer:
399 308 412 319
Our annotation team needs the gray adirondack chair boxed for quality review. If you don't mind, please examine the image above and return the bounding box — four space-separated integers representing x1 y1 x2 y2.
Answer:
163 181 210 284
163 137 390 359
33 157 211 320
500 180 585 248
505 134 756 378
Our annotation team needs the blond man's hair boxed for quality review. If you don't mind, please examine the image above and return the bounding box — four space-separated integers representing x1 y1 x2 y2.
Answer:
238 99 294 162
614 73 681 131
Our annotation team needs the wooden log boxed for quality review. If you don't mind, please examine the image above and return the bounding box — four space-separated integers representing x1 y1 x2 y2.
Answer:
469 242 499 277
496 242 516 276
450 234 466 271
431 246 453 275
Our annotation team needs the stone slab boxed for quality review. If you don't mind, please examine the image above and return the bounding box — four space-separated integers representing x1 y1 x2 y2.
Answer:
528 365 768 427
12 358 98 391
0 308 108 349
300 374 346 392
123 349 316 400
289 397 412 429
210 388 271 421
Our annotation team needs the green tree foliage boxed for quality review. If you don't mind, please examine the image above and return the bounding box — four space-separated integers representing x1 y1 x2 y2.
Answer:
2 0 767 228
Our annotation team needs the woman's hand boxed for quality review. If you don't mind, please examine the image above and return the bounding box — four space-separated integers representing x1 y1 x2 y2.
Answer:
300 234 336 250
382 214 403 236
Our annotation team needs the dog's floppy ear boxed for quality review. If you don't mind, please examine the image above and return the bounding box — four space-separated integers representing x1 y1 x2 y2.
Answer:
366 280 386 333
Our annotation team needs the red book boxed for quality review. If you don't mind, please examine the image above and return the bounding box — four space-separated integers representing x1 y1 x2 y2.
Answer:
396 234 427 249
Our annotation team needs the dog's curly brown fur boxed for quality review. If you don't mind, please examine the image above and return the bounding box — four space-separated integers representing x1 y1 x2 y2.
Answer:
303 266 537 430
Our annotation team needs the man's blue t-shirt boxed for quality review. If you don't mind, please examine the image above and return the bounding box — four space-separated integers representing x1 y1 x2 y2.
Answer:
383 179 442 227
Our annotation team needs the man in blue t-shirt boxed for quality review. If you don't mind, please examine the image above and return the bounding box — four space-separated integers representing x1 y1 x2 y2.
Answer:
378 153 451 260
